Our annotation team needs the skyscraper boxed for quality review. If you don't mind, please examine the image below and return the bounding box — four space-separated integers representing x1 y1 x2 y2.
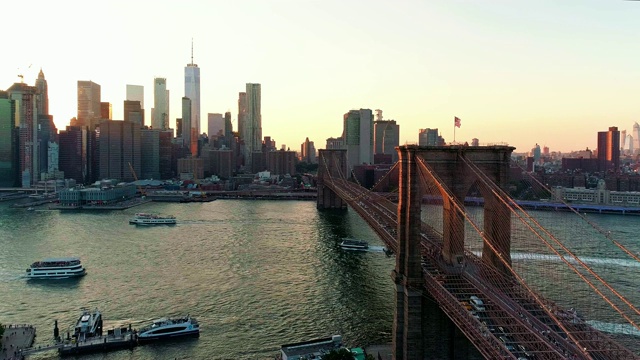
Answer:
77 80 101 130
301 137 316 164
237 92 247 141
124 100 143 126
153 78 168 130
126 85 144 108
343 108 373 172
100 102 112 120
0 91 17 187
98 120 141 181
597 126 620 173
126 85 145 129
208 113 224 139
58 126 88 184
7 82 38 187
418 128 440 146
35 69 48 116
182 97 196 156
373 117 399 163
245 83 262 169
140 128 160 180
633 122 640 155
185 41 201 136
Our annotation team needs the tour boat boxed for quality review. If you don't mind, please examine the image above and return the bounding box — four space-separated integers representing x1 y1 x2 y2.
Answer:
339 238 369 251
74 308 103 340
129 212 177 225
137 315 199 342
26 257 87 279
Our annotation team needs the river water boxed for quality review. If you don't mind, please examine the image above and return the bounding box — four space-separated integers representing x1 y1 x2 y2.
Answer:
1 200 639 359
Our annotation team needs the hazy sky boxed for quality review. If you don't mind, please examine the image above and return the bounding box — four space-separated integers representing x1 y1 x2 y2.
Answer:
2 0 639 153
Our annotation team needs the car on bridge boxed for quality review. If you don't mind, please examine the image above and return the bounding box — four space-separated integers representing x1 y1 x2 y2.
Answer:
469 295 486 311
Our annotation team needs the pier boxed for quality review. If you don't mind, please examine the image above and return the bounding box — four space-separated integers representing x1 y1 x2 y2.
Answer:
57 328 137 356
0 324 35 360
15 326 137 358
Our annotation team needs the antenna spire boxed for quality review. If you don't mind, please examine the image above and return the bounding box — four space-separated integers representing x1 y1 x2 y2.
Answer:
191 38 194 65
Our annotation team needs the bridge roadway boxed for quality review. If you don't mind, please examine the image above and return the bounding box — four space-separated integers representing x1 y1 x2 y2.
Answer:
326 178 638 360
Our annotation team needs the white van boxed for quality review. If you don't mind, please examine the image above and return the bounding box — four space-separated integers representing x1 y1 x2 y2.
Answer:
470 296 485 311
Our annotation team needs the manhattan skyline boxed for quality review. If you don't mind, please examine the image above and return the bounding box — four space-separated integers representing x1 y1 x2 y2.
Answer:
2 0 640 153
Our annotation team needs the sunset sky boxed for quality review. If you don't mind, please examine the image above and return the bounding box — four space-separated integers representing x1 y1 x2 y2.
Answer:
1 0 639 154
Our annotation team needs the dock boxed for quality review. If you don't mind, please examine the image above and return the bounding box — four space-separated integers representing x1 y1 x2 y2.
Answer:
49 198 152 210
0 324 35 360
57 329 137 356
17 327 137 358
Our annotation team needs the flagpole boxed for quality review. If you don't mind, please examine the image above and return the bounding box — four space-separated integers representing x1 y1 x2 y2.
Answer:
454 120 456 144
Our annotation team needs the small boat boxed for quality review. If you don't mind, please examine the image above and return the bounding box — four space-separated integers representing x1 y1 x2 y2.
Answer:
129 212 176 225
26 207 35 211
74 308 103 340
26 257 87 279
339 238 369 251
137 315 199 342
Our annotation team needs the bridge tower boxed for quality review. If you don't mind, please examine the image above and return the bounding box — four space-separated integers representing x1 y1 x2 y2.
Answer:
393 146 423 360
317 149 348 209
393 145 514 359
413 145 515 274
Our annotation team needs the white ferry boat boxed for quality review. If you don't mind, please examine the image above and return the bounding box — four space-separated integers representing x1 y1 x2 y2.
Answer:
339 238 369 251
74 308 103 340
26 257 87 279
129 213 177 225
137 315 199 342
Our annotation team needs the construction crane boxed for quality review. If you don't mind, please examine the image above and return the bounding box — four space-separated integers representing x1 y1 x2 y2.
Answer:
128 162 146 197
17 64 32 83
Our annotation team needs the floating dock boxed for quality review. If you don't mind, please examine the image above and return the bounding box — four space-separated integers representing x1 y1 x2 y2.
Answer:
19 328 136 357
58 328 136 356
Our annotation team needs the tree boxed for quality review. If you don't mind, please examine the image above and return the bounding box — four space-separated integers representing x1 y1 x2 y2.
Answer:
321 348 355 360
0 322 4 338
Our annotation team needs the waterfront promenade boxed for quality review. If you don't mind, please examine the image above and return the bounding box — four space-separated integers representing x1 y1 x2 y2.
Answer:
0 325 35 360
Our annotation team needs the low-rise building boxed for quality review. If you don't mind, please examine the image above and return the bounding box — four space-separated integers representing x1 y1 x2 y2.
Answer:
58 184 136 206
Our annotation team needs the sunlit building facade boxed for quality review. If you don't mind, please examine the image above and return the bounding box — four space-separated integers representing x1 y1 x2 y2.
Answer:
343 108 373 172
7 82 38 187
185 58 201 137
153 78 168 130
35 69 48 116
373 119 399 163
597 126 620 173
77 80 101 130
245 83 262 170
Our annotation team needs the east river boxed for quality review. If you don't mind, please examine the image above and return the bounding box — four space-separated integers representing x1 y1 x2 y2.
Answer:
1 200 639 359
0 200 395 359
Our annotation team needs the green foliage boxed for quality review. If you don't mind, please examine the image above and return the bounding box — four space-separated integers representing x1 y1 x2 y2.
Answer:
365 355 376 360
321 348 355 360
295 161 319 175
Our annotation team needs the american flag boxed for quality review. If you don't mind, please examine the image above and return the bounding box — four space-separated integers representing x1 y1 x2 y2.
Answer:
454 117 461 128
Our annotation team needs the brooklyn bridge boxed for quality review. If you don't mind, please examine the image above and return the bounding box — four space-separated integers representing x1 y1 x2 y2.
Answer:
317 145 640 360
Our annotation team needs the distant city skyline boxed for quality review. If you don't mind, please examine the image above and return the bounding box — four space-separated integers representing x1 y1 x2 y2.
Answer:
2 1 640 153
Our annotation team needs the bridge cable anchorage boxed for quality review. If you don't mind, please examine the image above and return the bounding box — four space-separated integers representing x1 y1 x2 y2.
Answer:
510 159 640 265
462 156 640 327
416 156 617 359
